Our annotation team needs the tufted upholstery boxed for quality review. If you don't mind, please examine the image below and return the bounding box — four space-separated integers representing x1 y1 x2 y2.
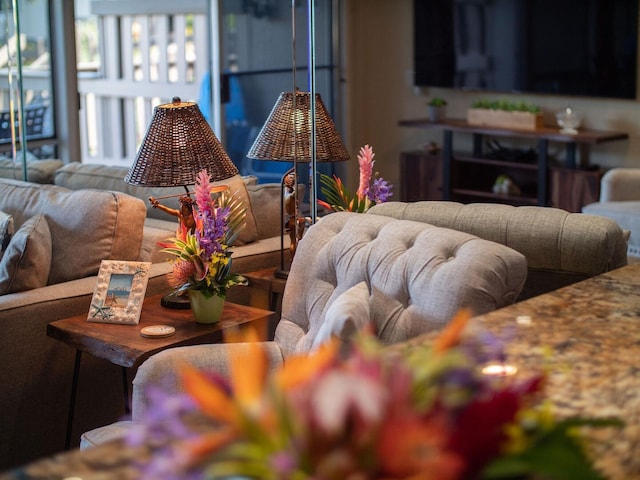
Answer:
274 212 527 356
368 201 628 300
80 211 527 448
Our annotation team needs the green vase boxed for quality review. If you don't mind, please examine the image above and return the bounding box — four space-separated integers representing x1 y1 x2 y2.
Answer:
188 290 225 324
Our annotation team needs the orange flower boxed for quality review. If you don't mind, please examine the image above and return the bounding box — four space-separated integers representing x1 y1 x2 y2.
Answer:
182 326 269 426
432 308 472 354
226 326 268 410
275 339 339 391
182 365 240 427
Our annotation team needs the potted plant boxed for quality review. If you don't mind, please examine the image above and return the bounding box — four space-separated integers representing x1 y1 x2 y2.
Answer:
427 97 447 122
467 99 543 130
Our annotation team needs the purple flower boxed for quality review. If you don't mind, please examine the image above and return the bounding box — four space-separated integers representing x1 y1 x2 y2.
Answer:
367 177 393 204
197 205 230 258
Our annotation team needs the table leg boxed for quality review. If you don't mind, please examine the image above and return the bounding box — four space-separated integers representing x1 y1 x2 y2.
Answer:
65 350 82 450
122 367 130 415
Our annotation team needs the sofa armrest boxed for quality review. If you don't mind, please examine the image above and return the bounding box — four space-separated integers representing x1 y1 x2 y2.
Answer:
600 168 640 202
131 341 284 419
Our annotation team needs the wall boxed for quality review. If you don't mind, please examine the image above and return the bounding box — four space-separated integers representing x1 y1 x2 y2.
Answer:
344 0 640 198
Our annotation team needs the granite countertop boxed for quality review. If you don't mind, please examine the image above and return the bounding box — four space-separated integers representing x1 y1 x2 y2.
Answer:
400 262 640 480
4 264 640 480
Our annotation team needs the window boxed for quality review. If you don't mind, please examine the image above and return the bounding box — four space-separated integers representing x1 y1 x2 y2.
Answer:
0 0 55 162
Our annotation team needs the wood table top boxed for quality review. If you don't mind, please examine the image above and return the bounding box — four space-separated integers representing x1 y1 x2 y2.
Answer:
47 294 276 368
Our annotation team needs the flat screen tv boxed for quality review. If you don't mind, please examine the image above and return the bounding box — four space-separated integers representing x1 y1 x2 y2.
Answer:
414 0 639 100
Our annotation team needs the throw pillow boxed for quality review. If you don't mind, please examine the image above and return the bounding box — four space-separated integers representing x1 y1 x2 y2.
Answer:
311 281 371 350
0 214 52 295
214 174 259 245
0 210 14 257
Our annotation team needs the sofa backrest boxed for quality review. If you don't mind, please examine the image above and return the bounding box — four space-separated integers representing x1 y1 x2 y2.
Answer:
275 212 527 357
54 162 304 242
0 179 146 285
368 201 628 300
53 163 268 244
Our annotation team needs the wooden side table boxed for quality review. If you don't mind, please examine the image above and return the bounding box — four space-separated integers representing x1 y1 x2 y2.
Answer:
243 267 287 314
47 294 276 449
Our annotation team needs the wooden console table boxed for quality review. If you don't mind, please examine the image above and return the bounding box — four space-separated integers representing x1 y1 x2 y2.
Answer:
398 118 628 208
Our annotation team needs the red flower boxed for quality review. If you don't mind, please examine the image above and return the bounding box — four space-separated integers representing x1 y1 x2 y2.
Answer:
377 412 465 479
448 375 544 476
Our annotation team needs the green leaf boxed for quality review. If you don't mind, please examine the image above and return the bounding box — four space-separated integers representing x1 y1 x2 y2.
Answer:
482 418 622 480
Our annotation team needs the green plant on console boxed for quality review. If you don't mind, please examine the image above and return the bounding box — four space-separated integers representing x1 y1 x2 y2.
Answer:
428 97 448 107
472 99 540 113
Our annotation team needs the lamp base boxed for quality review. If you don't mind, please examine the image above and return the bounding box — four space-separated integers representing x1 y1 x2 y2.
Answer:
274 269 290 280
161 291 192 309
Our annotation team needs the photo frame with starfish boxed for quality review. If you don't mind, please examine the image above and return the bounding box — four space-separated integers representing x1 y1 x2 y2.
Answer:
87 260 152 325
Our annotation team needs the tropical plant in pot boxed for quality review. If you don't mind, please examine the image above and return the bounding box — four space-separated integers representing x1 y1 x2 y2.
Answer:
318 144 393 213
160 170 248 323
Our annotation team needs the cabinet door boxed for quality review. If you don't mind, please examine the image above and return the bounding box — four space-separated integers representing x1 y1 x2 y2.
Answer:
400 151 442 202
550 167 602 213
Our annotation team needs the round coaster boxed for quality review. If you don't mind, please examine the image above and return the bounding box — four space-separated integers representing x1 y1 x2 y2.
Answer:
140 325 176 339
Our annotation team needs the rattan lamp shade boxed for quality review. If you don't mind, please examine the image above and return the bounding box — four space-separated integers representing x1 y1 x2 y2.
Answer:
247 91 350 162
125 97 238 187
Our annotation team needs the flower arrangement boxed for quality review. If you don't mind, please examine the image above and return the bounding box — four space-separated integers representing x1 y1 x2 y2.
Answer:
318 144 393 213
160 170 248 299
128 311 620 480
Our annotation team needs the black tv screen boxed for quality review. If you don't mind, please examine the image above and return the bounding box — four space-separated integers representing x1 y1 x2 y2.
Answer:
414 0 639 100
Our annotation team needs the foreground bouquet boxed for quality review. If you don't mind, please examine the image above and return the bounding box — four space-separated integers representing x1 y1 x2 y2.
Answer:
160 170 248 298
319 144 393 212
128 311 620 480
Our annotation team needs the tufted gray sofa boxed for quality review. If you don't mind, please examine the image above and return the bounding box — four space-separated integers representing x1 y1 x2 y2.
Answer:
80 211 527 448
368 201 628 300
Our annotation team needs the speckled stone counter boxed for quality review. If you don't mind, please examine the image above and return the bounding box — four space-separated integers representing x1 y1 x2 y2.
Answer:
401 261 640 480
3 264 639 479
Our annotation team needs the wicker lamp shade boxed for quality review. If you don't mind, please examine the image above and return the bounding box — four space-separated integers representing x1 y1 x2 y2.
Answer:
125 97 238 187
247 91 350 162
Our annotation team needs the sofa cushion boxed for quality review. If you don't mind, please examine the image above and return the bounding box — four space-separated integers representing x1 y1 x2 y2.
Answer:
246 182 306 239
311 281 370 350
0 179 147 285
0 211 13 256
0 214 52 294
54 163 259 244
0 158 63 184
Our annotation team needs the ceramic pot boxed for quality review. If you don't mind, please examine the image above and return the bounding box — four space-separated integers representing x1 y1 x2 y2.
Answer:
188 290 225 324
428 105 444 122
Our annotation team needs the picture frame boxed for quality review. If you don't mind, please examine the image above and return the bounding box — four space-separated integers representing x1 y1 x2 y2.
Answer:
87 260 152 325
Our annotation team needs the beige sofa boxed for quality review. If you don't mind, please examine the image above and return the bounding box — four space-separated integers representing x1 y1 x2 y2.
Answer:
368 201 628 300
0 164 291 471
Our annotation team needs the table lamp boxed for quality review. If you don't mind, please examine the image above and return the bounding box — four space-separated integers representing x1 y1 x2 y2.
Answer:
247 89 349 278
125 96 239 307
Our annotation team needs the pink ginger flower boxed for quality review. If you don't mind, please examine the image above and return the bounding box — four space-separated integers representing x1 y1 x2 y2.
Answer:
194 170 213 216
356 144 375 200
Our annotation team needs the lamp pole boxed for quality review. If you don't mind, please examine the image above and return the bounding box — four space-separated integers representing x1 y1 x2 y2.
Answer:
307 0 318 224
